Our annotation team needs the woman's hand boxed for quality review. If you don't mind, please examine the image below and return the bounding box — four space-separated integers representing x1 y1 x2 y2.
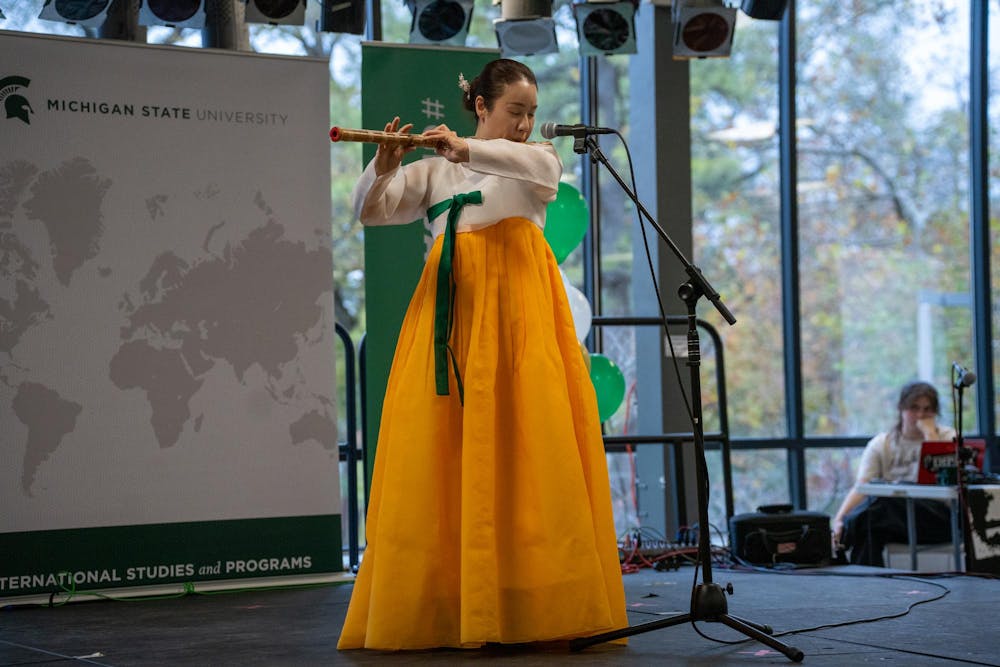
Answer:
374 117 415 176
423 124 470 164
831 517 844 547
916 417 939 441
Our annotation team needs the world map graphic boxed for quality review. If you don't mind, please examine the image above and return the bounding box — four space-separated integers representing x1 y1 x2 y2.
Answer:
0 157 337 498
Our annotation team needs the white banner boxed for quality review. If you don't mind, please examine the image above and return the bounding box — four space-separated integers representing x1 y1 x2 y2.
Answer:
0 32 341 594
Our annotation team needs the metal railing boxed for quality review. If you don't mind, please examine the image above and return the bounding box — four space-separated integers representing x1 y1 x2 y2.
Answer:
592 315 734 521
340 315 734 563
335 323 363 570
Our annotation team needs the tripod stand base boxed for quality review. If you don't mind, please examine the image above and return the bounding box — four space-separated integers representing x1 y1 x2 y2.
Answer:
569 583 804 662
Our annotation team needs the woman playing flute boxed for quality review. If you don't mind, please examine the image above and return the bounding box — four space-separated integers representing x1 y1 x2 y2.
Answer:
337 58 627 651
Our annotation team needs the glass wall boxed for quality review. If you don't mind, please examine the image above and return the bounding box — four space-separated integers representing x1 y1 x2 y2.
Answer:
989 0 1000 433
805 446 857 516
6 0 998 547
690 15 785 440
688 15 786 527
796 1 973 509
588 53 639 536
797 1 972 435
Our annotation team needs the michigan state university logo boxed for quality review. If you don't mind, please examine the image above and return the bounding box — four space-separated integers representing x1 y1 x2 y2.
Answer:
0 75 34 125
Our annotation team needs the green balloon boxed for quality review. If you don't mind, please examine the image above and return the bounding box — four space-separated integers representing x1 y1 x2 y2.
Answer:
588 353 625 423
544 182 589 264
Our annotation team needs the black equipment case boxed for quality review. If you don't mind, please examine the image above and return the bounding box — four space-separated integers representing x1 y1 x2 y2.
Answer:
729 505 832 566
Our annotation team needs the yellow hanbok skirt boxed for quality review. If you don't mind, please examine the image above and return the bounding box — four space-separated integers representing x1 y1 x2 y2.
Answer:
338 217 627 650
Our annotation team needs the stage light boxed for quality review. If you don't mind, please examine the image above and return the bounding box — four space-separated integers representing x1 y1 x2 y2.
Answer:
740 0 787 21
38 0 114 28
406 0 474 46
317 0 365 34
493 0 557 57
138 0 206 29
671 0 736 60
572 0 637 57
245 0 306 25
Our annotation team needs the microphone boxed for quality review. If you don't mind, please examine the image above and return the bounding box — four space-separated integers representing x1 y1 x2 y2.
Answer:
539 122 616 140
953 362 977 388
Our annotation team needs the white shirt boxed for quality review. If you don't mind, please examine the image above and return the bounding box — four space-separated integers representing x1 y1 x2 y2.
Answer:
854 425 958 485
352 138 561 240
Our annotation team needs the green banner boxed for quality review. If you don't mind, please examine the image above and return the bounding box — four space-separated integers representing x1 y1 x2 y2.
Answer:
360 44 498 487
0 515 341 597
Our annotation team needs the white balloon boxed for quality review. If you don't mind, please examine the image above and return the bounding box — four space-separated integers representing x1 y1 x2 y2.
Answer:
561 269 592 343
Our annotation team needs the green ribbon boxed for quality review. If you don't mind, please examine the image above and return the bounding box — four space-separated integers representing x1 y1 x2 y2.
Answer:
427 190 482 403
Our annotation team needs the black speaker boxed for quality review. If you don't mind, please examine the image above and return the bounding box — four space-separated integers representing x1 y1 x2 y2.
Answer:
740 0 787 21
729 506 831 566
319 0 365 34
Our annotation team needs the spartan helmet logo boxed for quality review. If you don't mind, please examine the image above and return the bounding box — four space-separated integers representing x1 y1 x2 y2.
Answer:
0 76 34 126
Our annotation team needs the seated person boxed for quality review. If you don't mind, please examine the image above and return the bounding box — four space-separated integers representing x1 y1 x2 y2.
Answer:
831 381 956 566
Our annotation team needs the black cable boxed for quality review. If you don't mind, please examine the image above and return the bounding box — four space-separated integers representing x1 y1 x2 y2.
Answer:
708 521 728 547
0 639 111 666
611 130 696 431
630 569 956 647
800 634 1000 666
611 128 714 622
772 574 950 636
684 577 947 646
612 130 728 520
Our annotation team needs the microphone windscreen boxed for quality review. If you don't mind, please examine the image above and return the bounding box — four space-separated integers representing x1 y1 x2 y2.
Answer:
963 371 977 386
539 122 557 139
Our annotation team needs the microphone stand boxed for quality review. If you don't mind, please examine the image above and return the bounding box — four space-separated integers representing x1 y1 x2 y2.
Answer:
953 375 974 571
567 133 803 662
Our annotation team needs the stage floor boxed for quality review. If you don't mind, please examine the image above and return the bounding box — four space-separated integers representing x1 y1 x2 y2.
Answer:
2 564 997 665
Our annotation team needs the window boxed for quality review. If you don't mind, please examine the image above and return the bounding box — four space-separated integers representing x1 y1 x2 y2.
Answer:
797 1 973 438
690 16 786 528
9 0 995 549
989 1 1000 433
691 15 785 440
